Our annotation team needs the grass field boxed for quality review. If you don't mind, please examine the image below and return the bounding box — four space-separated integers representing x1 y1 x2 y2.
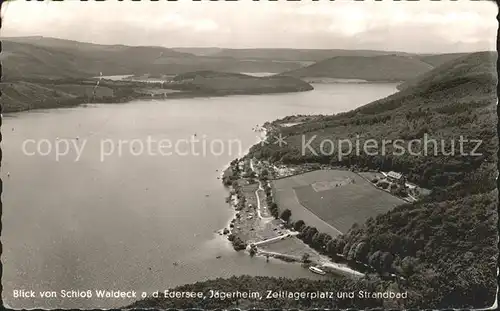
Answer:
272 170 405 235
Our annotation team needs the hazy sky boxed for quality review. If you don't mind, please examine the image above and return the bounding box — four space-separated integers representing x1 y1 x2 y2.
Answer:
1 0 497 53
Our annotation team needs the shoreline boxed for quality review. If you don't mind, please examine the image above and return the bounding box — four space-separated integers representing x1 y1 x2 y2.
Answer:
2 88 314 114
217 127 368 279
2 74 314 114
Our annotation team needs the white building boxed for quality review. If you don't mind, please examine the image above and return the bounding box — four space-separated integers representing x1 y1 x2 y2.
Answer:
387 171 403 181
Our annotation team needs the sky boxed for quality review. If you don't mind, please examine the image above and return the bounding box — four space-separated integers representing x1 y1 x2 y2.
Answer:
0 0 498 53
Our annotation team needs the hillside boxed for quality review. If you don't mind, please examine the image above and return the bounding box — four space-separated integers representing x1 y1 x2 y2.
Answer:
245 51 497 308
397 52 493 91
280 55 434 82
128 275 388 309
0 37 305 80
0 79 171 112
205 48 412 62
170 70 313 94
0 71 313 112
0 38 196 80
417 53 468 67
127 52 497 309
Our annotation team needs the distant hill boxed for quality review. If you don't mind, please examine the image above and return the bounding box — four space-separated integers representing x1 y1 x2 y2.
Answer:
0 37 197 80
170 70 313 94
417 53 469 67
171 47 223 56
0 71 313 112
0 79 155 112
0 37 305 80
206 48 413 62
3 36 193 57
279 55 434 82
397 52 494 91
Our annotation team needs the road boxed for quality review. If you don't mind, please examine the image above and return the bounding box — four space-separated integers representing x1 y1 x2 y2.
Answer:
255 247 364 279
255 180 274 220
250 158 274 221
251 231 299 247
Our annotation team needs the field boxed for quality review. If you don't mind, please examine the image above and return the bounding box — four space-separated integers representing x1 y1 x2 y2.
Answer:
272 170 405 235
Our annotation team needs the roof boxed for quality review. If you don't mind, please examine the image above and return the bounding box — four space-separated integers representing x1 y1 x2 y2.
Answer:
387 171 403 179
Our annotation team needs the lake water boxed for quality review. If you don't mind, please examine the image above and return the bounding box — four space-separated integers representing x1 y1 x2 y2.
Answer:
1 83 398 309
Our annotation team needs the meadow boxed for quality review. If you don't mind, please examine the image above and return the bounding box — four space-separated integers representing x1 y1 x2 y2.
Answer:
272 170 404 234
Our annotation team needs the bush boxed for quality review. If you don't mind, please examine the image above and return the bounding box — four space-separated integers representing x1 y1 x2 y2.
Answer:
231 236 247 251
376 180 389 189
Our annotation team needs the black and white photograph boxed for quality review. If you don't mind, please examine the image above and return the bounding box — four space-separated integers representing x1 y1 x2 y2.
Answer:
0 0 498 309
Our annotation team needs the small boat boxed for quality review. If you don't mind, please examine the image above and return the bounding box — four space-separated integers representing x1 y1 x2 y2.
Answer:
216 255 221 259
309 266 326 275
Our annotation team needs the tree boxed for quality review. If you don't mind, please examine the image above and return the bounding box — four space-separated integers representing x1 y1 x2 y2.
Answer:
249 245 257 257
335 239 346 255
301 253 311 263
312 232 331 251
353 242 370 263
380 252 394 271
401 256 419 277
322 234 333 248
293 220 305 231
280 209 292 223
368 250 382 270
304 227 318 245
298 225 310 239
326 239 338 259
269 203 279 219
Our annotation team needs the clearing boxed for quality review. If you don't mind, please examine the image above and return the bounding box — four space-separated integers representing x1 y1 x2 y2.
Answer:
272 169 405 235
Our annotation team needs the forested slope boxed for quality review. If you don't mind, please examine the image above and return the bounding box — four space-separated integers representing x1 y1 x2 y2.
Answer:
247 51 498 308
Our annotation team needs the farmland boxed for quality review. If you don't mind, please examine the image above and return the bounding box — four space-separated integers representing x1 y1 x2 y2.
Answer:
272 170 405 234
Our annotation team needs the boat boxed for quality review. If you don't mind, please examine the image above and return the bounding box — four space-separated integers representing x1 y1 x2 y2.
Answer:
309 266 326 275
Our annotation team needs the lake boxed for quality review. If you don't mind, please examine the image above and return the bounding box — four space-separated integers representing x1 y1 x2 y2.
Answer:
1 83 398 309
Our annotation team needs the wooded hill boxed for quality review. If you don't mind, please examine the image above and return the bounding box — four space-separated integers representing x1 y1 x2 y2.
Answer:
247 51 498 308
1 37 305 80
2 36 466 82
281 54 434 81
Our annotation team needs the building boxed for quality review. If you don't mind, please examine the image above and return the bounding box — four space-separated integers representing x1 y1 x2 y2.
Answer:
387 171 402 181
387 171 406 186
